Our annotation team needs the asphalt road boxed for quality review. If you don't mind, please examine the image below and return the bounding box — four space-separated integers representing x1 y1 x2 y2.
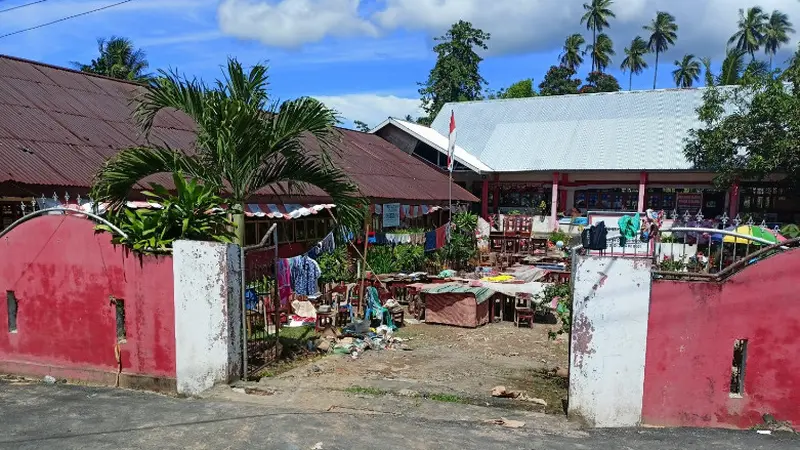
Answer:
0 380 796 450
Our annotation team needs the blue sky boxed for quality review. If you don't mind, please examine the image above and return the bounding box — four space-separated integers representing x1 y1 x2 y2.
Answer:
1 0 799 128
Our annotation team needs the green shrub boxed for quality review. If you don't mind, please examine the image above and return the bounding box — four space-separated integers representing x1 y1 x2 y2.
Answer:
97 173 234 252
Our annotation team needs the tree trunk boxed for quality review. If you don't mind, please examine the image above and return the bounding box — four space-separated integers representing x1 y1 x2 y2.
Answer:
653 51 660 89
234 204 246 247
629 71 633 91
592 29 597 73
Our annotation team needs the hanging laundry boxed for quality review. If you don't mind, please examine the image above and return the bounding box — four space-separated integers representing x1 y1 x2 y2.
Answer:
290 255 321 296
617 213 640 246
424 230 437 252
435 224 448 249
374 233 388 245
307 231 335 259
276 258 292 309
385 233 401 245
586 221 608 251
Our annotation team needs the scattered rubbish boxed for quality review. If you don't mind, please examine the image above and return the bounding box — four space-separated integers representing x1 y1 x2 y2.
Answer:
43 375 56 384
759 414 796 433
490 386 547 406
555 367 569 379
484 417 525 428
231 387 246 394
757 430 772 435
397 389 419 398
491 386 514 398
244 387 276 396
311 443 323 449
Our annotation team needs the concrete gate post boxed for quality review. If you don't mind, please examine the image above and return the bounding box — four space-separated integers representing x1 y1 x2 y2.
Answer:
173 240 243 396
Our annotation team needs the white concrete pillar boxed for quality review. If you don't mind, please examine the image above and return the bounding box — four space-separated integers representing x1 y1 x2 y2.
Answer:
173 240 242 396
637 172 647 213
551 172 559 231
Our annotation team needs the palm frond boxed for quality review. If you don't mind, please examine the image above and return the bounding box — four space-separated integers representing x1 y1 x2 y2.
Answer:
133 69 210 137
91 145 210 206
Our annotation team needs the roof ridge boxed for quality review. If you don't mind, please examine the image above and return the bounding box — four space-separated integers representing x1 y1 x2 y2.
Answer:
0 54 148 87
439 85 723 109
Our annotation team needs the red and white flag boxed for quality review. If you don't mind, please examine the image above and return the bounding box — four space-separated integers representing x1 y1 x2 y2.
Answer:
447 110 457 172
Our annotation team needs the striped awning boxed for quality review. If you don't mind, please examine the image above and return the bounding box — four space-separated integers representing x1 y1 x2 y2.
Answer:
244 204 335 220
371 204 442 219
44 200 333 221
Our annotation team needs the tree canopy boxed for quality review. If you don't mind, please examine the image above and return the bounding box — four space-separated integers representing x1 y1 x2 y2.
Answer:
684 53 800 188
418 20 490 123
490 79 536 99
72 36 152 82
91 58 363 245
538 65 582 96
579 71 621 93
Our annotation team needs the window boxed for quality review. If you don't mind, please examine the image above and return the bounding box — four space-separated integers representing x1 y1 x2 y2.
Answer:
6 291 17 333
730 339 748 397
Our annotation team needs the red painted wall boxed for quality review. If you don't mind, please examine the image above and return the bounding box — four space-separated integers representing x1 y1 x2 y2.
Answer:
0 215 175 384
643 250 800 429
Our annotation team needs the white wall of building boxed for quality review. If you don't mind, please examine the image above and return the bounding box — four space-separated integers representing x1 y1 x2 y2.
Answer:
569 255 652 427
173 240 242 396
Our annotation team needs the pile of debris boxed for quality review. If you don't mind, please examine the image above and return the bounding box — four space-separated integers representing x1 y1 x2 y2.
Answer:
491 385 548 406
315 320 410 359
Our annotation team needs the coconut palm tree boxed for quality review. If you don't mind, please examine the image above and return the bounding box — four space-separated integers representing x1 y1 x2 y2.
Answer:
764 10 795 67
644 11 679 89
90 58 363 246
729 7 768 61
700 56 715 86
581 0 616 72
672 54 701 88
72 36 152 82
560 33 586 71
585 33 615 73
620 36 649 90
718 48 747 85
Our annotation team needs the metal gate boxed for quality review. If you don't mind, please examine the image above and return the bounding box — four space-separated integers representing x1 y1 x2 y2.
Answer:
241 224 280 379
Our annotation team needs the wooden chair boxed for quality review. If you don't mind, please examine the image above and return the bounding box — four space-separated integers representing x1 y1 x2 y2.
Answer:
514 293 535 328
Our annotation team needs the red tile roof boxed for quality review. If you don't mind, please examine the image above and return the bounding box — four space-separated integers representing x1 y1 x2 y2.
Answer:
0 55 477 205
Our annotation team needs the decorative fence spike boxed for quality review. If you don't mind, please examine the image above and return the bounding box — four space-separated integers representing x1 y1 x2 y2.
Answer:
733 214 742 227
695 210 704 222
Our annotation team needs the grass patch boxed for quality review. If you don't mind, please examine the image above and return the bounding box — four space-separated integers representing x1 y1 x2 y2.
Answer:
426 393 468 404
344 386 388 396
249 326 321 380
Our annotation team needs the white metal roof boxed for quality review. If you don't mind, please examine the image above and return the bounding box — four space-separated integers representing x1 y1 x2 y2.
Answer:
429 87 732 172
370 117 494 173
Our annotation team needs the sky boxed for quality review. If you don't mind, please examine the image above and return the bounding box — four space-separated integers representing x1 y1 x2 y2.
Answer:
1 0 800 129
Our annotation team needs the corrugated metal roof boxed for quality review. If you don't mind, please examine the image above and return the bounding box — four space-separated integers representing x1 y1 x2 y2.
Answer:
370 118 494 172
0 54 476 204
430 88 727 172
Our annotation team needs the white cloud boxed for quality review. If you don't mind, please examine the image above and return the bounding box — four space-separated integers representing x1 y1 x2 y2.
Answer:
214 0 800 62
312 93 423 127
374 0 800 61
217 0 378 48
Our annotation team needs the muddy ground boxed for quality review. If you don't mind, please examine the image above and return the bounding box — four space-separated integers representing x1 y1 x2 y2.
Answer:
249 320 570 415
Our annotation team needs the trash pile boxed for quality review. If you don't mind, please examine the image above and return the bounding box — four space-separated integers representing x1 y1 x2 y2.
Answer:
490 385 548 406
316 320 409 360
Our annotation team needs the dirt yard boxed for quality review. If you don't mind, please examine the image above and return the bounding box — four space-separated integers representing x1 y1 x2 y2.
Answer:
254 321 570 415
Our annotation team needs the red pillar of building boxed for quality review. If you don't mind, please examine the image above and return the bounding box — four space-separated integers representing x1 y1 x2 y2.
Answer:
492 174 500 214
481 179 489 220
729 180 740 218
637 171 648 212
558 173 569 213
